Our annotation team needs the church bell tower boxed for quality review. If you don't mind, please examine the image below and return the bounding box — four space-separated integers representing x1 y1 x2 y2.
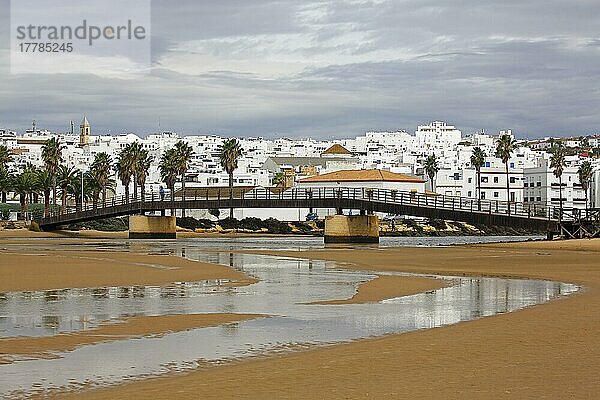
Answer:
80 116 90 146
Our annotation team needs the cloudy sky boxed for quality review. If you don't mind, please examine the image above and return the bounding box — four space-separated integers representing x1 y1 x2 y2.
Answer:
1 0 599 138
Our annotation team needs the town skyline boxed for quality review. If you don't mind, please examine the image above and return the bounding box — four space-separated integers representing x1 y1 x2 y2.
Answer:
1 116 598 141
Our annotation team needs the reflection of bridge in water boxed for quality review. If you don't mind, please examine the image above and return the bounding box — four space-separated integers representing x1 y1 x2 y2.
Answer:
37 187 600 238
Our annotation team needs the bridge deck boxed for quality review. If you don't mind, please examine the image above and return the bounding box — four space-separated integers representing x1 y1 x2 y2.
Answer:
38 187 560 232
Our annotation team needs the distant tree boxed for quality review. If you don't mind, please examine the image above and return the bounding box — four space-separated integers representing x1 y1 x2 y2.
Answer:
550 143 566 220
0 145 12 171
174 141 194 217
41 138 64 206
577 161 594 212
70 171 94 211
56 165 79 212
127 142 143 199
159 148 179 216
0 145 12 203
495 134 517 207
90 152 113 207
424 154 439 192
134 148 153 200
0 168 11 203
209 208 221 221
116 143 136 202
470 147 486 206
12 168 38 217
219 138 243 219
36 168 54 217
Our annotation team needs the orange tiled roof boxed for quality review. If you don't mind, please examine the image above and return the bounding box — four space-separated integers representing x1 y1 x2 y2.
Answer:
299 169 425 183
321 144 353 155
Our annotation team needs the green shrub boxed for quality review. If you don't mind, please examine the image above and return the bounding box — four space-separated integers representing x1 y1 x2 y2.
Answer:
219 217 240 230
428 219 447 230
177 217 214 230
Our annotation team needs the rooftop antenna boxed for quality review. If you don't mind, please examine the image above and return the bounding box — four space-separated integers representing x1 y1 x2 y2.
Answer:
158 116 161 132
70 120 74 135
32 120 36 133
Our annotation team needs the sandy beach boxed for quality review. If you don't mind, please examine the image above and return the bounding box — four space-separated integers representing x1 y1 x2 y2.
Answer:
47 238 600 399
1 233 598 398
0 247 256 292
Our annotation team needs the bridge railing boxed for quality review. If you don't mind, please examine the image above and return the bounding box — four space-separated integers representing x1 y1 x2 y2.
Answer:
43 186 573 223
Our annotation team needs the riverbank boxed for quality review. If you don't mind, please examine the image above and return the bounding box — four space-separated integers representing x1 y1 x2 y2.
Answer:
56 239 600 399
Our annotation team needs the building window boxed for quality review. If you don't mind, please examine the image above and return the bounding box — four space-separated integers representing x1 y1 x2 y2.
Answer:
510 163 515 168
468 191 472 197
524 182 528 187
493 177 499 183
481 192 486 200
537 182 541 187
468 178 472 183
537 196 542 202
481 177 488 183
493 192 499 198
485 162 490 167
510 177 515 183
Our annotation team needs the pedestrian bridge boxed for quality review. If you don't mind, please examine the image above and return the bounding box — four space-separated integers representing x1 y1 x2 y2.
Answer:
38 187 561 233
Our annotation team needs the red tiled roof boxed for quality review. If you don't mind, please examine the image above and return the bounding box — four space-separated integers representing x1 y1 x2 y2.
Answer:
299 169 425 183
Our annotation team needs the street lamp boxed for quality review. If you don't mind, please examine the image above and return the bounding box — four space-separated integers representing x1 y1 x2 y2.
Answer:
81 169 84 210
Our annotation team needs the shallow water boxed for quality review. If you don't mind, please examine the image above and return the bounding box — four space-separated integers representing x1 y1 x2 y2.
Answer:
0 237 576 398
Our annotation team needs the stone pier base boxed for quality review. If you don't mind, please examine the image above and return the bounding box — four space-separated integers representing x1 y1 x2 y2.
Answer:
324 215 379 244
129 216 176 239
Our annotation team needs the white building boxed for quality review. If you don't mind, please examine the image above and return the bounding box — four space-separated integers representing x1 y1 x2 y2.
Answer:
415 121 462 151
524 158 587 212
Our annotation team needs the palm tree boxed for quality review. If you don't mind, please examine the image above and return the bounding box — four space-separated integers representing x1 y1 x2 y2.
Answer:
495 134 517 208
12 168 38 218
116 144 136 203
0 145 14 204
159 148 179 216
127 142 143 200
0 168 12 203
70 171 94 211
41 138 64 207
0 145 12 171
90 152 113 207
550 143 566 220
56 165 78 211
134 148 153 200
470 147 486 207
424 154 439 192
578 161 594 212
174 140 194 217
36 168 54 217
86 171 102 208
219 138 243 219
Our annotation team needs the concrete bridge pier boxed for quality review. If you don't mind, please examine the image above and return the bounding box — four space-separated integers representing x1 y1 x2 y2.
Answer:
324 214 379 244
129 215 176 239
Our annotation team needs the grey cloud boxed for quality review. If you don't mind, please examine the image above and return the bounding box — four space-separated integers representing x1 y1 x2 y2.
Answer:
0 0 599 138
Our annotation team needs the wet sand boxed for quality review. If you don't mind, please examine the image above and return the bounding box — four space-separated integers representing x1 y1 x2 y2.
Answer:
309 275 448 305
0 314 263 365
0 249 256 292
56 239 600 399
